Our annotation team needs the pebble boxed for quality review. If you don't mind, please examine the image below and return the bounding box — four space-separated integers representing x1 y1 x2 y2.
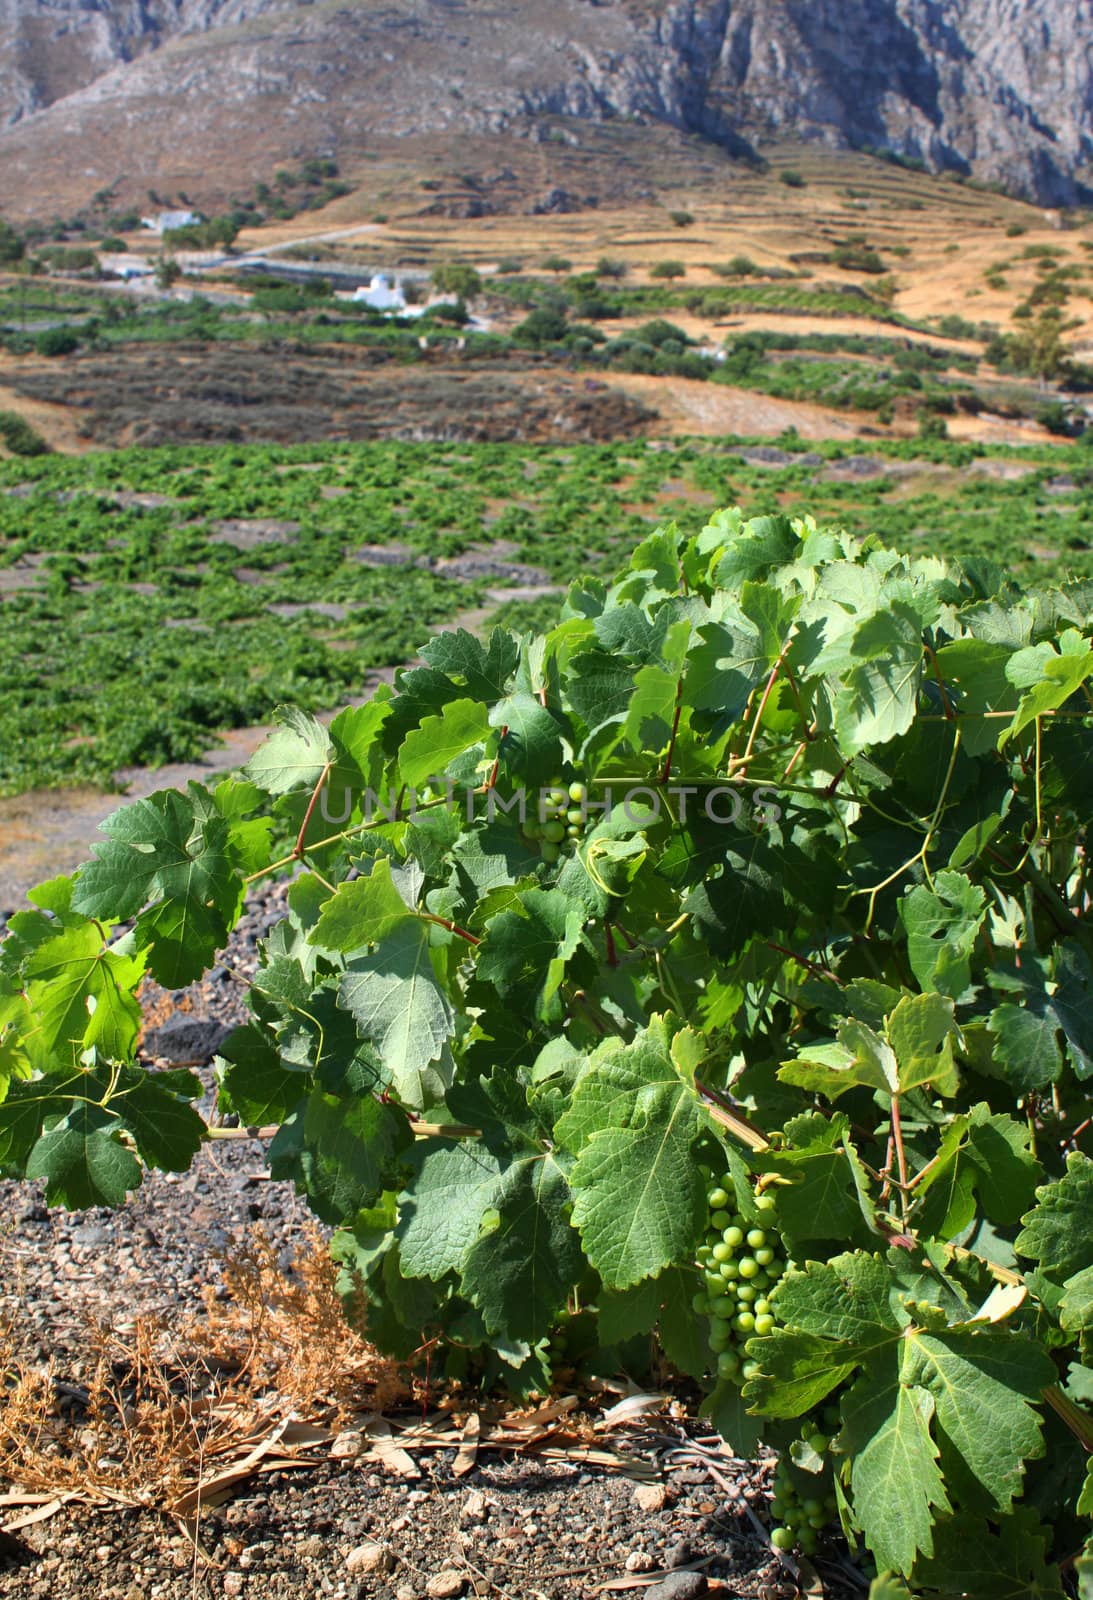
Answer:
345 1541 396 1576
460 1489 489 1522
331 1429 365 1459
223 1576 245 1598
425 1573 467 1599
625 1551 657 1572
666 1538 696 1569
643 1574 709 1600
633 1482 667 1513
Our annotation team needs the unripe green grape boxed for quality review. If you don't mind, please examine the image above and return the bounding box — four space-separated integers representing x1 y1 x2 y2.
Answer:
691 1292 709 1315
770 1498 785 1520
753 1298 771 1316
808 1514 826 1530
716 1350 739 1378
540 841 560 864
753 1313 775 1336
738 1256 759 1279
802 1498 823 1519
734 1311 755 1334
718 1260 740 1280
735 1281 756 1302
566 807 586 826
547 785 569 808
695 1244 713 1264
704 1272 723 1293
722 1225 744 1249
707 1186 730 1210
755 1193 777 1212
746 1228 767 1250
755 1246 774 1268
710 1209 731 1231
568 781 587 803
770 1528 795 1552
711 1241 732 1264
807 1432 829 1455
709 1327 731 1352
524 820 542 839
566 825 582 838
542 820 566 843
711 1295 735 1318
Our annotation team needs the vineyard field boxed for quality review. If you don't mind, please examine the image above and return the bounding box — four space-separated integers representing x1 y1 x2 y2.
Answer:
2 435 1091 794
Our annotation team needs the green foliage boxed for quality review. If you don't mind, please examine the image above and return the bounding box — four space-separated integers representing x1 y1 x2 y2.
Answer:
0 411 50 456
649 260 686 280
779 169 807 188
3 436 1093 793
5 504 1092 1591
34 328 79 357
430 262 482 300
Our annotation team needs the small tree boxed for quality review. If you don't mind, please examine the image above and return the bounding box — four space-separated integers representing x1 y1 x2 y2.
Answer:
431 262 482 300
649 260 686 281
154 255 181 290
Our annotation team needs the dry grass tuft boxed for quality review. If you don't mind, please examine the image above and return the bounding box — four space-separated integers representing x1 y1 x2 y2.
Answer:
180 1223 406 1422
0 1225 406 1525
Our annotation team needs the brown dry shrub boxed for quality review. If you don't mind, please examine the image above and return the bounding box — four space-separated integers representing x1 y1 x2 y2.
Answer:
0 1225 405 1514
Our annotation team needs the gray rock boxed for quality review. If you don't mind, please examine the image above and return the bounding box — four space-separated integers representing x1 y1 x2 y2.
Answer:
643 1574 708 1600
142 1016 233 1063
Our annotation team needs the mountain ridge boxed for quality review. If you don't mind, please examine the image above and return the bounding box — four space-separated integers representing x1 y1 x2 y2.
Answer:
0 0 1090 214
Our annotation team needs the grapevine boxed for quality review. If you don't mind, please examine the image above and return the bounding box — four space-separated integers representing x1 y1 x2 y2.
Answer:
1 505 1091 1597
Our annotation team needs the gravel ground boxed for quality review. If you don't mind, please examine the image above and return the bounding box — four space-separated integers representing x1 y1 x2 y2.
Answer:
0 882 860 1600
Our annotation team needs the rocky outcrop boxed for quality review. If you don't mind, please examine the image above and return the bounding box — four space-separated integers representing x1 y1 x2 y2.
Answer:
0 0 1090 207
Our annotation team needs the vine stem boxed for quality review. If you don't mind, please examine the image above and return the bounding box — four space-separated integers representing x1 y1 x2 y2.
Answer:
294 760 333 859
890 1095 910 1224
729 637 795 776
660 680 683 784
422 912 480 946
922 641 955 719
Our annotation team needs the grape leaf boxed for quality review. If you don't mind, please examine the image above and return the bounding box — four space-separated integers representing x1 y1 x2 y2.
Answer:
311 858 415 952
398 698 491 789
556 1021 708 1289
459 1152 582 1341
25 1102 143 1208
900 872 986 999
488 692 568 786
831 601 924 756
72 786 241 986
268 1091 412 1225
475 888 585 1020
911 1507 1064 1599
745 1252 1054 1575
22 922 144 1067
216 1024 307 1126
913 1105 1041 1238
244 705 333 794
419 628 519 703
1016 1153 1093 1285
339 922 455 1110
1002 631 1093 748
762 1112 872 1244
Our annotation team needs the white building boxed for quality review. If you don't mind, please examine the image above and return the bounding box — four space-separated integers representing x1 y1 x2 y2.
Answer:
352 273 407 311
140 210 202 235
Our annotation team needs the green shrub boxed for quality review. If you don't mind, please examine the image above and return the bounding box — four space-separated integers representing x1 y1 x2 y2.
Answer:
670 210 695 227
649 260 686 280
34 327 79 357
430 263 482 299
779 169 806 188
0 410 50 455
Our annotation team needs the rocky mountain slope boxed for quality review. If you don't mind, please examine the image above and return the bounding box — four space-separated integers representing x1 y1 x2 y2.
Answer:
0 0 1090 213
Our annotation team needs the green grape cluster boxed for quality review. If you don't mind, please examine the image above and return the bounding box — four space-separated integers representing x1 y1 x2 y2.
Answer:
523 780 589 864
769 1409 840 1557
692 1173 788 1387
